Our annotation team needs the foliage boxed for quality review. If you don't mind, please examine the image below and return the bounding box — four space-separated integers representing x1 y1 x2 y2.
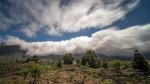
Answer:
110 60 122 69
81 55 86 65
132 50 149 71
81 50 101 68
0 63 20 77
20 61 43 83
76 58 80 65
103 79 115 84
85 62 89 67
57 60 62 68
25 56 39 63
102 60 108 68
63 53 74 64
1 60 150 84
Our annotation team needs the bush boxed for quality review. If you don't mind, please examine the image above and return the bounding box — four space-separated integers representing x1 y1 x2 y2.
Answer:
110 60 122 69
25 56 39 63
103 79 115 84
20 61 43 83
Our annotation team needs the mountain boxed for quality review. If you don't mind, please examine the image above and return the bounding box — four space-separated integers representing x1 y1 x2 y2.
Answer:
0 44 149 62
0 44 25 63
0 45 24 55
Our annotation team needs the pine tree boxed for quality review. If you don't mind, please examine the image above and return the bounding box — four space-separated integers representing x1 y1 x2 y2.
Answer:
102 60 108 69
132 50 149 71
76 58 80 65
57 60 62 68
63 53 74 64
97 59 101 68
25 55 39 63
32 55 39 63
81 50 101 68
81 56 86 66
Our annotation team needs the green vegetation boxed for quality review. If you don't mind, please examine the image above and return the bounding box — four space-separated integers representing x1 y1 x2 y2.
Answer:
56 59 62 68
102 60 108 68
20 61 44 84
132 50 149 71
110 60 122 69
81 50 101 68
76 58 80 65
63 53 73 64
25 56 39 63
0 50 150 84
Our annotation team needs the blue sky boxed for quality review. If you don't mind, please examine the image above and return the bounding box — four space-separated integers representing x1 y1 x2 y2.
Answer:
0 0 149 42
0 0 150 56
112 0 150 28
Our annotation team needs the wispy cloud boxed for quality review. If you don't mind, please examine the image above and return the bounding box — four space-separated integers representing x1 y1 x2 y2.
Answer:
4 23 150 56
0 0 140 37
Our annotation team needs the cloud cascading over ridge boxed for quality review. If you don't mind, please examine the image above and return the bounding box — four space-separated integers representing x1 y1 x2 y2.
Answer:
4 24 150 56
0 0 140 37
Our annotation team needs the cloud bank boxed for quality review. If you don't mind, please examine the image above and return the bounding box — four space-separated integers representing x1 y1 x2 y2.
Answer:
4 24 150 56
0 0 139 37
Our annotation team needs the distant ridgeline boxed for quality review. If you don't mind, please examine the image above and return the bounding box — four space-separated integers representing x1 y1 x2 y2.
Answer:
0 44 25 63
0 44 150 62
0 45 24 55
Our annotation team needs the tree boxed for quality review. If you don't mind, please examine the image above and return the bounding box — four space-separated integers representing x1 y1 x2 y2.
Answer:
63 53 74 64
32 55 39 63
81 56 86 66
102 60 108 68
57 60 62 68
81 50 101 68
76 58 80 65
97 59 101 68
132 50 149 71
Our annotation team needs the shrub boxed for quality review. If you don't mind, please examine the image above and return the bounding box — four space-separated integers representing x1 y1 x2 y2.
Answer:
110 60 122 69
20 61 43 83
103 79 115 84
25 56 39 63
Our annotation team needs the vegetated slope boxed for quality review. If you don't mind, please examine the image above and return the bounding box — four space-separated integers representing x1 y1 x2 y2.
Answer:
0 45 24 55
0 45 25 63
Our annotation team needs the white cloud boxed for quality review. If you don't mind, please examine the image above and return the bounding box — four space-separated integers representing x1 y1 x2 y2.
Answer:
0 0 140 36
21 23 40 37
4 23 150 56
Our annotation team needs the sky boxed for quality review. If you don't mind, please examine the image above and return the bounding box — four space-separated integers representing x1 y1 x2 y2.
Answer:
0 0 150 56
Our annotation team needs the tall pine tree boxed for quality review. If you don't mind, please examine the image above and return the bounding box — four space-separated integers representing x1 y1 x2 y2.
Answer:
102 60 108 69
81 50 101 68
57 60 62 68
132 50 149 71
63 53 74 64
76 58 80 65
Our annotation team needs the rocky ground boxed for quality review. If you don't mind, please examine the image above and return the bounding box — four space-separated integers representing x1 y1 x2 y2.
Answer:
1 65 150 84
